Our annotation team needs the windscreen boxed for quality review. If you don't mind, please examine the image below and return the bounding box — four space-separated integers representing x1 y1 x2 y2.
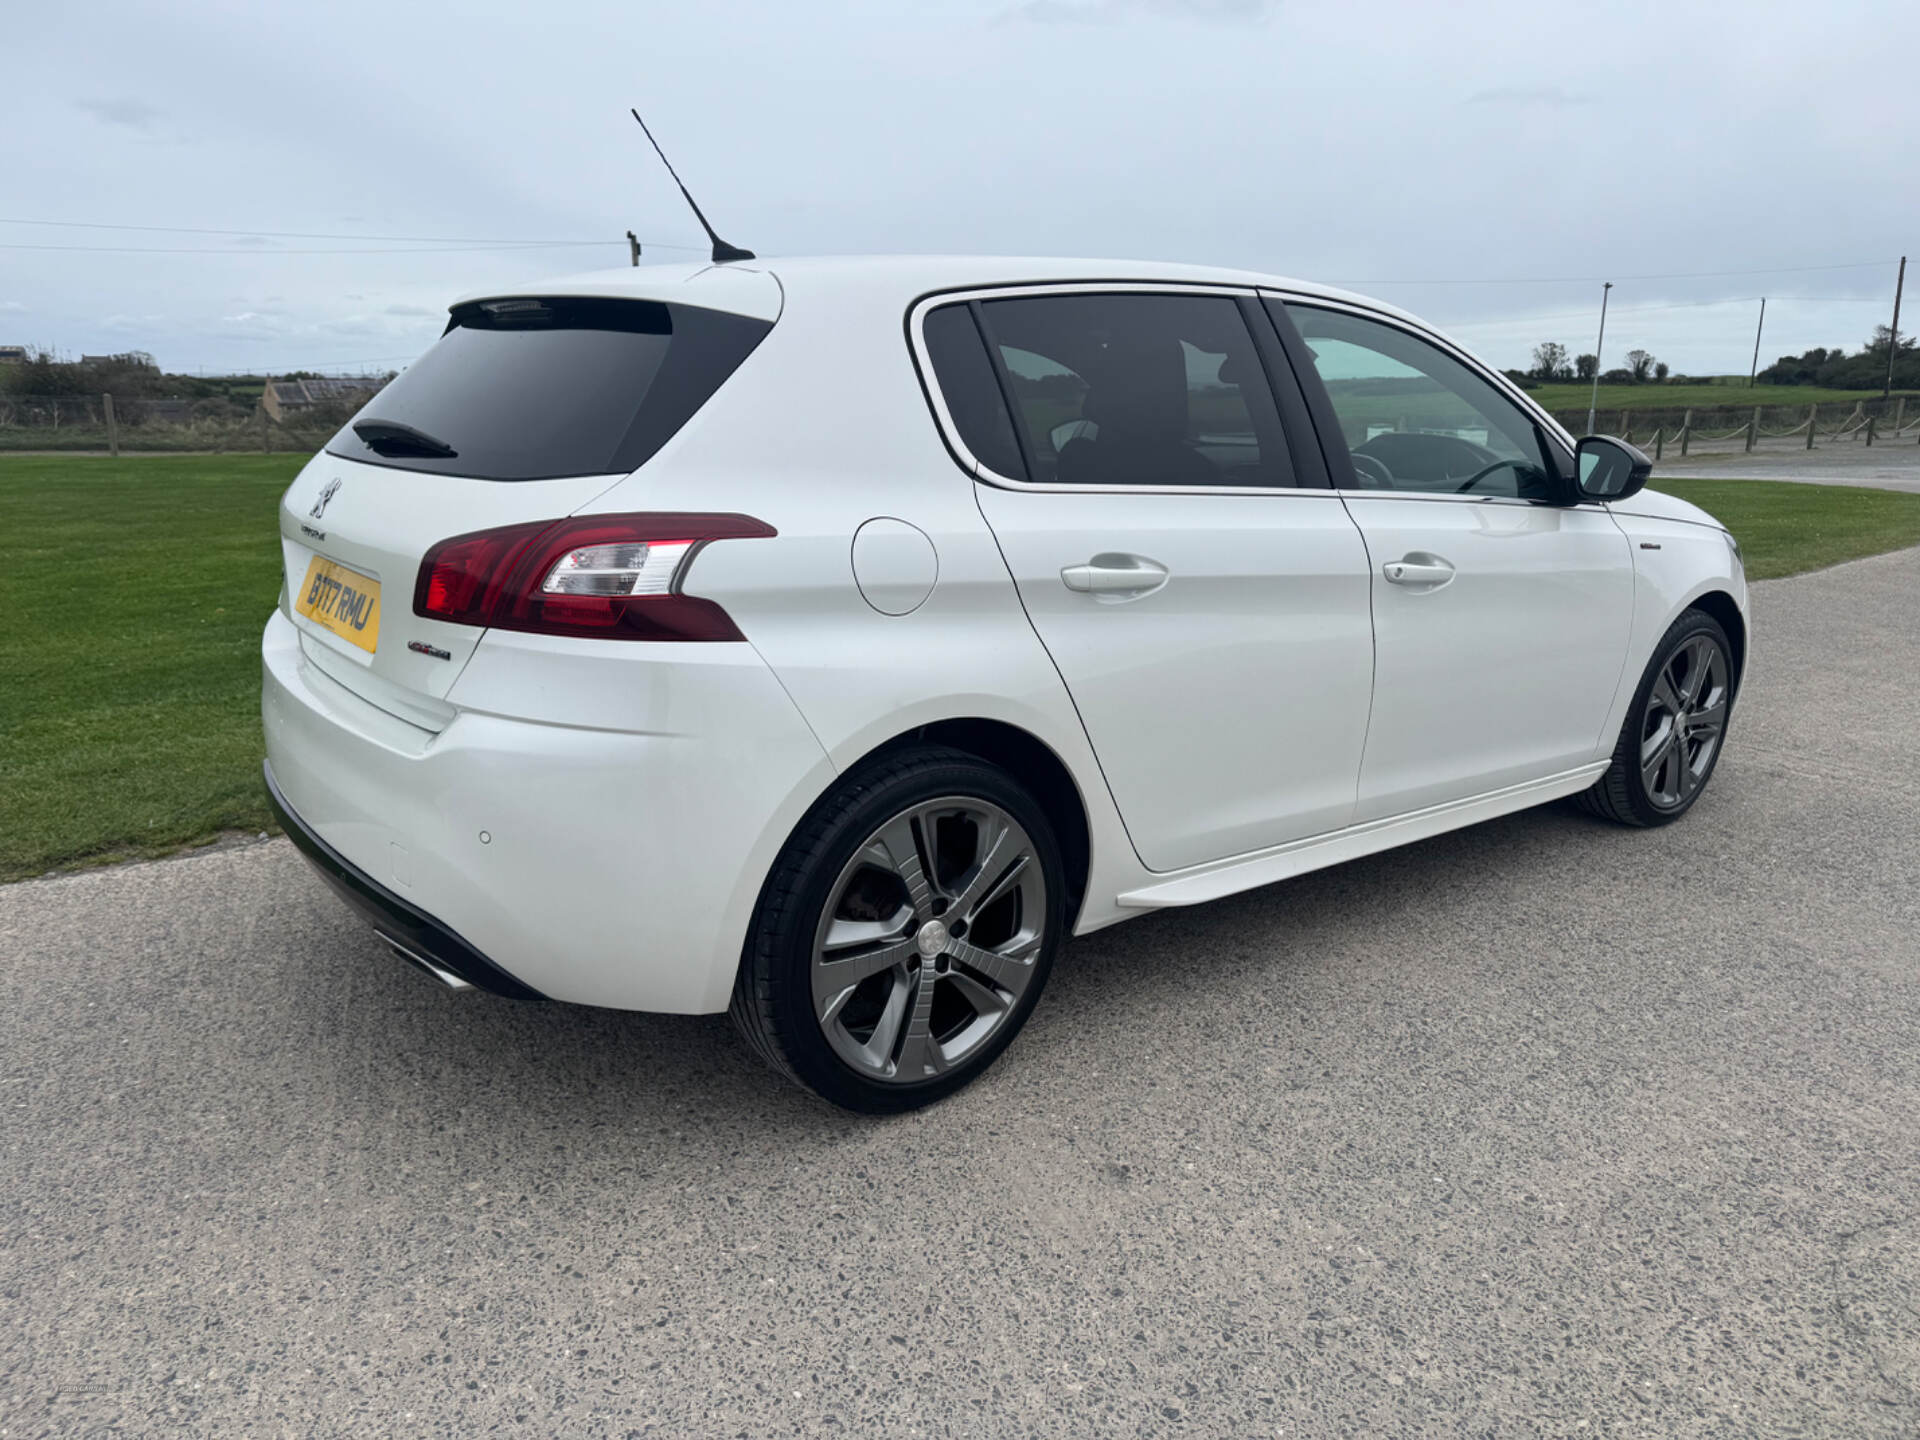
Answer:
325 296 771 481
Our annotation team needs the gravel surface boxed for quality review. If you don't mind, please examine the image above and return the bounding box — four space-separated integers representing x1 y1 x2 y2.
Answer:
4 549 1918 1439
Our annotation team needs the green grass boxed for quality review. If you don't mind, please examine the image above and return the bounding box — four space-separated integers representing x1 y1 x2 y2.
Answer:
1530 381 1908 413
0 454 298 880
3 458 1919 881
1649 477 1920 580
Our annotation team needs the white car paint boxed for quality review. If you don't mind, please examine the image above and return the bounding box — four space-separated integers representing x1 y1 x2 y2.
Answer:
977 485 1375 870
261 253 1749 1018
1337 494 1635 821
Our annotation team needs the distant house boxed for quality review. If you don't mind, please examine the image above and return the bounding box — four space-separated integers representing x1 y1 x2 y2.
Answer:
0 346 27 365
261 375 385 423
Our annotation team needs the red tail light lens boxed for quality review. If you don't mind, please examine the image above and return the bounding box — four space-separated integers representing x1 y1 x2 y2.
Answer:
413 513 775 642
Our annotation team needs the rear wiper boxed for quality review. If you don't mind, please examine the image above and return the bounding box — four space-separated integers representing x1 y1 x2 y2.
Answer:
352 418 457 458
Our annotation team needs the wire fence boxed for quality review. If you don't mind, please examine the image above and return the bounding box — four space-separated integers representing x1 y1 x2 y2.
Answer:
5 388 1919 459
0 393 350 454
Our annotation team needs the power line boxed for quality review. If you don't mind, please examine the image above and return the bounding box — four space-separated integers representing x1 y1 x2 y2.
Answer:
0 216 704 250
1333 260 1897 286
1445 294 1889 330
0 241 639 255
2 219 1897 282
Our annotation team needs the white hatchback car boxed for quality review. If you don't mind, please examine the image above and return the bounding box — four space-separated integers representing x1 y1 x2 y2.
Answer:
263 255 1747 1111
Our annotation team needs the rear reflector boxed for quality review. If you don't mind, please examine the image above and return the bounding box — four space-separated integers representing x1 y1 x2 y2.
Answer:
414 512 774 641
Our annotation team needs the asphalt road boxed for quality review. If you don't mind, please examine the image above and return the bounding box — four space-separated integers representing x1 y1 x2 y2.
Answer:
6 549 1920 1439
1655 441 1920 491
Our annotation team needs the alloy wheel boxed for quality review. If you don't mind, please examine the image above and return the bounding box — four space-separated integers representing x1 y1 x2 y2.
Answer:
810 797 1047 1084
1640 633 1729 810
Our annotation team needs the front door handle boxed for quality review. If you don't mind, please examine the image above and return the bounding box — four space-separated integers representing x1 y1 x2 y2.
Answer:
1382 554 1456 589
1061 553 1170 599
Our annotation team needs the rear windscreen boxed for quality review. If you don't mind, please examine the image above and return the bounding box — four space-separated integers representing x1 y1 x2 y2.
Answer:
324 296 771 481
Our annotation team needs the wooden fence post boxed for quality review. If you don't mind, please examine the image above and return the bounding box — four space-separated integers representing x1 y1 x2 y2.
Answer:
1680 409 1693 457
1807 404 1818 450
1746 406 1760 452
1895 397 1907 437
103 394 120 458
1866 414 1876 447
1653 426 1663 461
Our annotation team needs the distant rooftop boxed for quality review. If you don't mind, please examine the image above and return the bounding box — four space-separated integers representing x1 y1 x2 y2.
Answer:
261 374 386 423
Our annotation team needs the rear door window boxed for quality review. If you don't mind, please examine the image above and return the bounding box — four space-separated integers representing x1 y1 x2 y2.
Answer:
974 292 1295 488
325 297 770 481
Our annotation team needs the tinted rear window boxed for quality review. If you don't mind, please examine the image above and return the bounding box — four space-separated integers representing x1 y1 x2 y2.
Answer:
920 302 1027 481
325 296 771 481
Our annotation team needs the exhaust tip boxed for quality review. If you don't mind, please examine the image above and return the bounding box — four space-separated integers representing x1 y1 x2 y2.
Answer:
376 933 475 992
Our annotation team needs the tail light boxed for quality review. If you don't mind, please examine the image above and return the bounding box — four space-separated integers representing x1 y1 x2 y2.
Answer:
414 513 775 641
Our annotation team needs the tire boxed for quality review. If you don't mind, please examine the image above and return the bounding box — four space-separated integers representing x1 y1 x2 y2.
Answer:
730 744 1067 1113
1578 606 1736 827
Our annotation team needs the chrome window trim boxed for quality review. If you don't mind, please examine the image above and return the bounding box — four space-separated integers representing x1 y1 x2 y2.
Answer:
1259 289 1595 510
906 281 1335 500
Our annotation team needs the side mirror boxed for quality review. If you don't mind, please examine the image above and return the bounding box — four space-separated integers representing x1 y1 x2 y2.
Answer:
1574 434 1652 502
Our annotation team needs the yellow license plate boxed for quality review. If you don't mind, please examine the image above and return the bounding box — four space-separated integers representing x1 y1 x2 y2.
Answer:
295 556 382 653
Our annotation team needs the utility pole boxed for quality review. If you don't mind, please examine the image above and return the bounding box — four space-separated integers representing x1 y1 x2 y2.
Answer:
627 231 642 267
1586 281 1612 435
1886 255 1906 398
1749 297 1767 387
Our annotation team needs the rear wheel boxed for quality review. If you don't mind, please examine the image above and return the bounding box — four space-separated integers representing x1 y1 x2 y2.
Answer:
731 745 1066 1113
1579 607 1735 827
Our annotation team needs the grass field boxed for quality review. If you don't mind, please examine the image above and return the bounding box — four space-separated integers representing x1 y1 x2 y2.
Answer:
4 456 1920 881
1 455 298 880
1528 381 1912 414
1649 476 1920 580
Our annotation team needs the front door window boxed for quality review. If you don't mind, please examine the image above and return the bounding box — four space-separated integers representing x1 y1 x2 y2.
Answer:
1284 303 1561 500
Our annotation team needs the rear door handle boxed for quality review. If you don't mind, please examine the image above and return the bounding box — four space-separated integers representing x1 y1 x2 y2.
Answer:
1061 553 1170 599
1382 554 1456 588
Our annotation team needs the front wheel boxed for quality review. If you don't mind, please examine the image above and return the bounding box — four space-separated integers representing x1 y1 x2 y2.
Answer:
731 745 1066 1113
1579 607 1736 827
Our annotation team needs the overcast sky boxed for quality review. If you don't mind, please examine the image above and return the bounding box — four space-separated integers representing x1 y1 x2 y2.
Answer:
4 0 1914 377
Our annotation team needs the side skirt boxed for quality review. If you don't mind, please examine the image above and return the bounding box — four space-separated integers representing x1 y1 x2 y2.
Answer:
1112 763 1609 911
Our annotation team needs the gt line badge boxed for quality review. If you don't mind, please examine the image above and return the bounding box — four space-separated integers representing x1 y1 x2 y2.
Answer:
408 640 452 661
308 478 342 520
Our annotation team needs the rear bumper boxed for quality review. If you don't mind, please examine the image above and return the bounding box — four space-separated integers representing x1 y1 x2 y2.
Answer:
265 761 545 1000
261 608 834 1013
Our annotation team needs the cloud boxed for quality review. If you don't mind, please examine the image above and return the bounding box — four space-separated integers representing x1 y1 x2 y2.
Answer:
76 98 162 130
1465 85 1594 107
383 303 436 317
1002 0 1274 23
0 301 26 313
101 313 167 332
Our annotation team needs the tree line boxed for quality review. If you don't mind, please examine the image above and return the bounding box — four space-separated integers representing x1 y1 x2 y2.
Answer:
1504 325 1915 391
1755 326 1917 390
1508 343 1668 388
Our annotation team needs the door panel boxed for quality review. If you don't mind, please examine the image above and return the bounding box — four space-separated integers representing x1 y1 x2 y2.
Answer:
978 488 1374 871
1343 496 1633 820
1272 297 1635 821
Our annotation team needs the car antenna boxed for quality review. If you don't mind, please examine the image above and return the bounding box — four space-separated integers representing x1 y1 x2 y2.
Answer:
628 108 755 264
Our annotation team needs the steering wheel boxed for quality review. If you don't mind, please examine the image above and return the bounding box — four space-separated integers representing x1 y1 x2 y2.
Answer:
1349 452 1394 488
1454 458 1530 493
